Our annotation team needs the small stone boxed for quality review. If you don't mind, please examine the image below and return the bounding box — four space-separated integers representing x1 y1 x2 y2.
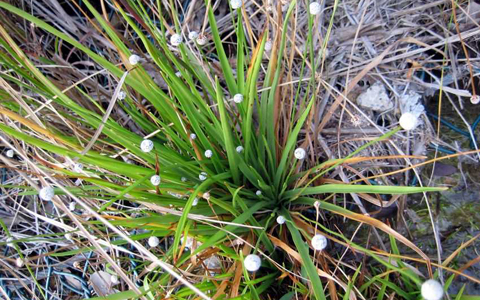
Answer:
39 187 54 201
140 139 154 152
294 148 306 160
150 175 161 186
148 236 160 247
311 234 327 251
356 82 393 112
244 254 261 272
233 94 244 104
170 34 182 46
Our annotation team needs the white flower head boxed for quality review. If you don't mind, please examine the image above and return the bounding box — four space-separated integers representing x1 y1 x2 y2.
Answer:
16 258 24 268
230 0 243 9
190 133 197 140
236 145 244 153
399 112 418 131
170 34 182 46
311 234 328 251
39 187 54 201
6 149 14 158
199 172 207 181
150 175 161 186
181 177 187 182
421 279 444 300
148 236 160 247
129 54 140 65
111 275 119 285
256 190 262 196
471 95 480 105
205 149 213 158
276 215 286 224
233 94 244 104
309 2 321 15
175 71 182 77
294 147 306 160
192 197 199 206
118 90 127 100
265 40 273 52
244 254 261 272
140 139 154 152
68 202 76 211
188 31 199 40
203 192 211 200
196 35 208 46
314 200 321 209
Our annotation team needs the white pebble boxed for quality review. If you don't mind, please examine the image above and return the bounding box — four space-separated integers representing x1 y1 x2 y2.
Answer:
140 139 154 152
244 254 261 272
190 133 197 140
309 2 321 15
230 0 243 9
148 236 160 247
129 54 140 65
6 149 14 158
256 190 262 196
205 150 213 158
188 31 199 40
311 234 327 251
294 148 306 160
199 172 207 181
16 258 24 268
399 112 418 131
236 146 244 153
150 175 161 186
471 95 480 105
233 94 244 104
276 215 286 224
39 187 54 201
170 34 182 46
192 197 199 206
111 274 119 285
421 279 444 300
118 90 127 100
68 202 76 211
196 35 208 46
265 40 273 51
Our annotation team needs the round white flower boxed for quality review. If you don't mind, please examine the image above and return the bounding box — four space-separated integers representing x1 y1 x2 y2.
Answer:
118 90 127 100
148 236 160 247
294 147 306 160
309 2 321 15
129 54 140 65
256 190 262 196
204 150 213 158
6 237 14 248
399 112 418 131
421 279 444 300
190 133 197 140
68 202 76 211
199 172 208 181
244 254 261 272
111 274 119 285
265 40 273 52
196 35 208 46
150 175 161 186
192 197 199 206
16 258 24 268
203 192 210 200
170 34 182 46
188 31 199 40
6 149 14 158
140 139 154 152
233 94 244 104
39 187 54 201
276 215 286 224
181 177 187 182
175 71 182 77
471 95 480 105
236 146 244 153
311 234 328 251
230 0 243 9
314 200 321 209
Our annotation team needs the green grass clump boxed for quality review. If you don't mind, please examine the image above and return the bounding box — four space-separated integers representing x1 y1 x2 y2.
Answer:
0 1 457 299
